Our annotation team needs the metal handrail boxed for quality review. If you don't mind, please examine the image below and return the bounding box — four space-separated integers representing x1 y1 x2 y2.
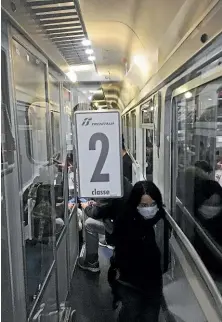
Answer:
176 197 222 262
165 210 222 315
126 149 146 182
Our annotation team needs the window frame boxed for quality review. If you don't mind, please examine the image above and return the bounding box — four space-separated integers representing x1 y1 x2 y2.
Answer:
11 37 49 165
1 48 15 175
171 70 222 267
131 110 137 159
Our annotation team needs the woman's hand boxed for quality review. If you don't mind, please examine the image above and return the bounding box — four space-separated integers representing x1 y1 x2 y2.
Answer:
81 202 89 209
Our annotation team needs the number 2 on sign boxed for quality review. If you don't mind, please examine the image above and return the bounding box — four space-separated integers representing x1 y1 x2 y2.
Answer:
89 132 110 182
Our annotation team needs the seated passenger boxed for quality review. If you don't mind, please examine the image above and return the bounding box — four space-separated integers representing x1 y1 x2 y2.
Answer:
78 176 132 273
110 181 165 321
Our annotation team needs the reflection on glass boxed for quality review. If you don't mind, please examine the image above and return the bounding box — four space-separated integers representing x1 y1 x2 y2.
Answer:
1 50 15 171
63 88 75 201
126 114 130 149
174 78 222 294
141 101 154 124
132 112 136 158
49 76 65 240
12 40 55 311
1 52 15 321
49 74 60 155
145 129 153 181
164 247 208 322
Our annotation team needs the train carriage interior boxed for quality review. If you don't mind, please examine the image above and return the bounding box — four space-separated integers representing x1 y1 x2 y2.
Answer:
1 0 222 321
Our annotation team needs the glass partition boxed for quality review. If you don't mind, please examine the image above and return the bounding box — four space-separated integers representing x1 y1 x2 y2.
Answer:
132 111 136 158
12 39 56 312
49 75 65 240
126 114 130 149
143 128 153 181
172 77 222 295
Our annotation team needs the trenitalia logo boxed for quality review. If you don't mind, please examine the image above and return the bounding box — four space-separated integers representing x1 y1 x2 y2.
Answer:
81 117 114 126
82 118 92 126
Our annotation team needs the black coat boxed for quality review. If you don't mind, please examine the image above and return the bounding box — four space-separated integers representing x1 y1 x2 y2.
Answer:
84 177 132 221
113 207 165 294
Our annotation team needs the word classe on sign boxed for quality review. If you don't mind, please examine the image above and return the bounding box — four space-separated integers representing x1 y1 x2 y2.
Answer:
74 110 123 198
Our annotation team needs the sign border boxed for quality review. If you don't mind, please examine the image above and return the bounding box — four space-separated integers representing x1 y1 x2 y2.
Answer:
74 109 124 199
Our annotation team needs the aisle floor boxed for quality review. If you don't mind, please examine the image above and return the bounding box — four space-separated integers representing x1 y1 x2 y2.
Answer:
68 246 115 322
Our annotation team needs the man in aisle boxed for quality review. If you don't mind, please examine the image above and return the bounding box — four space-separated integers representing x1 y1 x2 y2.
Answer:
78 176 132 273
122 138 133 183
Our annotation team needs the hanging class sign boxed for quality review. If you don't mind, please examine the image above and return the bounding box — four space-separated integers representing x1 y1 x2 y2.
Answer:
74 110 123 198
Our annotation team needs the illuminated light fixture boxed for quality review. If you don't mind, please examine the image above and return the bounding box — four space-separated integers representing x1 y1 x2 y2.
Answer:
88 55 96 62
65 70 77 83
132 55 149 73
85 48 94 55
184 91 192 99
82 39 91 46
71 64 93 72
88 95 92 101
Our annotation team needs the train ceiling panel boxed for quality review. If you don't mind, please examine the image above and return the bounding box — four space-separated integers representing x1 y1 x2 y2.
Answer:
26 0 91 65
79 0 216 108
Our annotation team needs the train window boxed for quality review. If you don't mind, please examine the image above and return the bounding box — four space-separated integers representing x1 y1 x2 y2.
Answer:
12 40 59 311
12 40 48 173
1 50 15 173
141 99 154 124
49 75 61 155
172 77 222 293
143 129 153 181
122 115 127 143
132 111 136 158
126 114 130 149
63 87 75 199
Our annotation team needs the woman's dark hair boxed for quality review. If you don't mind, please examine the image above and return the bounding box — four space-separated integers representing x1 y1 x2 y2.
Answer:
67 152 73 165
122 135 126 151
195 160 212 173
128 181 163 210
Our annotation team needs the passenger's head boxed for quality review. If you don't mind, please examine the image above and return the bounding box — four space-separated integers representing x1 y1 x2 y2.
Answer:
128 181 163 219
195 160 212 174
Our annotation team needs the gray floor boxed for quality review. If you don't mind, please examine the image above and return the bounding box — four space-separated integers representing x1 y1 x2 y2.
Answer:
68 246 115 322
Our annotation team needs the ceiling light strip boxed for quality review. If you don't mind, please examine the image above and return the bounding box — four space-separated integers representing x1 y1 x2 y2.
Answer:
39 13 78 20
35 9 76 15
41 20 80 26
31 3 73 10
26 0 72 4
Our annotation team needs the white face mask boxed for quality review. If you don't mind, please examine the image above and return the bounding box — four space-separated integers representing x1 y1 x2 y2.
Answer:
137 205 158 219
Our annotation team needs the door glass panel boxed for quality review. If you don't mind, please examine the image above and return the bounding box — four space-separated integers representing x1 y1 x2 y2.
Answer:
12 40 56 312
63 87 74 201
132 112 136 159
143 128 153 181
164 241 208 322
126 114 130 149
173 77 222 294
1 50 14 322
141 100 154 124
49 74 60 156
1 50 15 173
31 267 58 322
49 75 65 239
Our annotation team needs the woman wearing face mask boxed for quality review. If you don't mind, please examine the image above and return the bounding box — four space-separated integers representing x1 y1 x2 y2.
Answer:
110 180 165 322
